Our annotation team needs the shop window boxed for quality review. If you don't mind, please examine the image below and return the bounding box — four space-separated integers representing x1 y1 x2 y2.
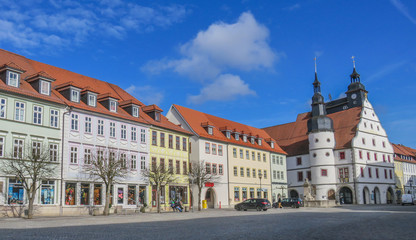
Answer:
128 185 136 205
8 179 24 204
41 180 55 204
81 183 90 205
234 187 240 201
117 188 124 204
263 189 268 199
65 183 76 205
257 188 261 198
94 184 102 205
169 186 188 204
250 188 255 198
139 186 146 205
242 187 247 201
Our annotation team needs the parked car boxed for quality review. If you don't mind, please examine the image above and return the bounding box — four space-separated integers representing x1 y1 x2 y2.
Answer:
273 198 303 208
401 194 414 205
235 198 271 211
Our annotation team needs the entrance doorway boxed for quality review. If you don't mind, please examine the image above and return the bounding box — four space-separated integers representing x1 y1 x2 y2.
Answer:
363 187 370 204
386 187 394 204
374 187 381 204
205 188 216 208
339 187 353 204
290 190 299 198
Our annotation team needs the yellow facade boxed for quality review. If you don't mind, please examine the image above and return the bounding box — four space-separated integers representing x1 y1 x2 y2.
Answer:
228 144 272 205
148 127 190 211
394 160 404 193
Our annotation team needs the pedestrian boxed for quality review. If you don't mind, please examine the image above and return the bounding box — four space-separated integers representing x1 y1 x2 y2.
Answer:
278 197 282 209
171 200 176 212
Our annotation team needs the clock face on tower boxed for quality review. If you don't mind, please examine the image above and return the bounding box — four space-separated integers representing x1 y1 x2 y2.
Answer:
351 93 357 100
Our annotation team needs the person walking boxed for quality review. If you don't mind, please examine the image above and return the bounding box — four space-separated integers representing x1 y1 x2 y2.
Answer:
278 197 283 209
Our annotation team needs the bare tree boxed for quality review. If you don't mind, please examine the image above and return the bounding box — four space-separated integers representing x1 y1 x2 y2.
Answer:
2 141 58 219
83 147 129 216
188 161 221 211
142 162 177 213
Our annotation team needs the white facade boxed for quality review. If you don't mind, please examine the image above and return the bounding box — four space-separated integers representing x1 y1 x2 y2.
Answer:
270 153 287 202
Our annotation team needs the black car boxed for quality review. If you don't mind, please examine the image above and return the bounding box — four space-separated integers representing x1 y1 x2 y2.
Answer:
234 198 271 211
273 198 303 208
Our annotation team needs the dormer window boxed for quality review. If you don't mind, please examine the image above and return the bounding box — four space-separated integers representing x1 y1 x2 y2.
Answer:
109 100 117 112
7 71 19 87
40 80 50 95
155 112 160 121
235 133 240 141
88 94 97 107
271 142 274 148
132 106 139 117
258 139 262 146
250 137 255 144
243 135 247 142
208 127 213 135
71 89 80 102
226 131 231 139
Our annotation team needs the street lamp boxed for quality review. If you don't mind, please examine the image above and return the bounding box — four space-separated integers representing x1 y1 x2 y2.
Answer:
409 178 413 197
259 172 263 194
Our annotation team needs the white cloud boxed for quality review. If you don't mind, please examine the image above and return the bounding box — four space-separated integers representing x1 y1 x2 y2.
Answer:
0 0 189 50
187 74 256 104
143 12 277 104
367 61 407 82
125 85 164 106
284 4 301 11
391 0 416 25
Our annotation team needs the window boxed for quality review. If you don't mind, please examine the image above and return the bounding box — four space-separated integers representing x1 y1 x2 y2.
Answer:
235 133 239 141
226 131 231 139
110 122 116 138
71 113 78 131
40 81 50 95
0 137 4 157
155 112 161 121
243 135 247 142
362 138 365 145
374 153 378 161
258 169 262 178
13 139 24 159
208 127 213 135
321 169 328 176
151 157 157 171
205 142 210 154
71 89 80 102
141 156 146 170
256 152 259 161
88 94 96 107
121 125 127 140
389 169 392 179
280 157 283 165
297 171 303 182
211 164 217 174
307 171 312 181
168 135 173 148
0 98 6 118
109 100 117 112
234 187 240 201
361 167 364 177
49 143 58 162
252 169 256 178
249 188 255 198
257 188 261 198
388 155 391 162
32 142 42 158
372 139 376 146
183 161 187 175
296 157 302 166
176 160 181 174
368 168 372 178
65 183 76 205
240 167 244 177
382 141 386 148
206 163 211 174
131 127 137 141
212 144 217 155
246 150 249 159
233 148 237 158
264 170 267 179
14 101 25 121
246 168 250 177
131 155 137 170
7 71 19 87
41 180 55 204
359 150 362 159
94 184 102 205
84 148 91 165
383 154 386 162
128 186 136 205
8 179 24 204
70 146 78 164
84 117 92 133
97 120 104 135
132 107 139 117
219 164 223 175
271 142 274 149
81 183 90 205
151 131 157 145
263 154 266 162
242 188 247 201
367 152 370 160
339 152 345 160
258 139 262 146
183 138 187 151
233 166 238 176
251 138 255 144
375 168 379 178
176 136 180 150
121 153 127 168
160 158 165 172
141 129 146 143
168 159 174 173
384 169 387 179
240 149 243 159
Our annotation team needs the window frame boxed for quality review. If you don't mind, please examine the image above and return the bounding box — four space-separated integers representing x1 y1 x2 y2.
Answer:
14 101 25 122
0 98 6 119
40 80 51 95
33 105 43 125
71 89 80 102
7 71 19 87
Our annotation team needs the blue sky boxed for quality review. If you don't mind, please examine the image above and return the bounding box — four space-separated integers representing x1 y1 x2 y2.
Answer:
1 0 415 148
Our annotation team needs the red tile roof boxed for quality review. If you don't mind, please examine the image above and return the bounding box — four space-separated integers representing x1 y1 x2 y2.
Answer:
0 48 191 135
392 143 416 163
172 104 286 154
142 104 163 113
263 107 362 156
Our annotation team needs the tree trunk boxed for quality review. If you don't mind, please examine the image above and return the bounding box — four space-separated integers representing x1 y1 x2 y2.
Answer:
198 186 202 211
156 186 161 213
104 184 111 216
27 182 37 219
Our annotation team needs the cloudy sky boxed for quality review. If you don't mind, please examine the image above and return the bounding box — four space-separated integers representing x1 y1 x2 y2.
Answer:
1 0 416 148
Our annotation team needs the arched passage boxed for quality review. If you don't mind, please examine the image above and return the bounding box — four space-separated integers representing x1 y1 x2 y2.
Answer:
204 188 216 208
339 187 353 204
363 187 370 204
374 187 381 204
290 190 299 198
386 187 394 204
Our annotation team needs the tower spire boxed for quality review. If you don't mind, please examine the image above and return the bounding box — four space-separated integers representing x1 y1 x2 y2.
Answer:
350 56 360 83
313 57 321 93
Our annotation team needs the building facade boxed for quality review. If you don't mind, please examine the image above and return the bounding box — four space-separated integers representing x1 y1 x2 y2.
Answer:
393 143 416 200
167 104 286 208
264 67 395 205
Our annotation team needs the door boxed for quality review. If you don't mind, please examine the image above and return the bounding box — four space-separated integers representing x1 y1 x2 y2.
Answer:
339 187 353 204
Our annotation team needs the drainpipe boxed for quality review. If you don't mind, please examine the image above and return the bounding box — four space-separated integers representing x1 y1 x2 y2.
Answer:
60 106 72 216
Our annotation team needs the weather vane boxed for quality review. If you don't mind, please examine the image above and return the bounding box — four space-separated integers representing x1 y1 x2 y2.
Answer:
314 56 317 73
352 56 356 68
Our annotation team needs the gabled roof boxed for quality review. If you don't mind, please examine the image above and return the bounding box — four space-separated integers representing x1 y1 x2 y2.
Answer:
172 104 286 154
263 107 362 156
142 104 163 113
392 143 416 163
